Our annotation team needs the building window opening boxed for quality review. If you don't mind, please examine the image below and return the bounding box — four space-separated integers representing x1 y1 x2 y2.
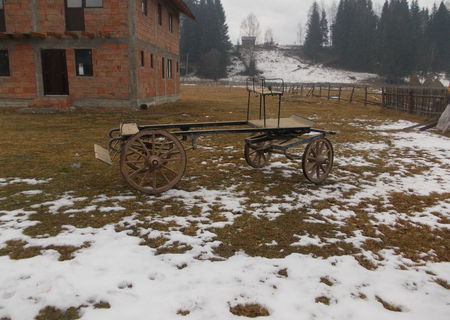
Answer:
0 50 10 76
0 0 5 32
176 61 179 73
157 3 162 25
141 0 147 16
167 59 172 79
162 57 165 78
65 0 103 31
150 54 154 68
141 51 145 67
75 49 93 76
169 13 173 32
85 0 103 8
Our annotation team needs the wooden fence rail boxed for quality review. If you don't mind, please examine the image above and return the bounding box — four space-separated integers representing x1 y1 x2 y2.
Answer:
382 87 448 115
286 82 449 116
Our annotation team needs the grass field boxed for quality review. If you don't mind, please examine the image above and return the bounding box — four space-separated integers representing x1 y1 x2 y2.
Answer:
0 85 449 319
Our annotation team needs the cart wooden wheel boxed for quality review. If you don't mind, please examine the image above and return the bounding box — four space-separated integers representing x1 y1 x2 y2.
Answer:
302 137 334 184
120 130 187 195
244 141 272 168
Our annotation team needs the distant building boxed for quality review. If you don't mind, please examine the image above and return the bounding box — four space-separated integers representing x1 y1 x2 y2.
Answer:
0 0 194 109
241 36 256 48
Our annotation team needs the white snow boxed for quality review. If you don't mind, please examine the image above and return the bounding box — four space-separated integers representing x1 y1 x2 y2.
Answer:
0 120 449 319
228 48 377 84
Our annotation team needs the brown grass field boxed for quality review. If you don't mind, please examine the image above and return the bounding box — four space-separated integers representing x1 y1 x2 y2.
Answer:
0 85 449 319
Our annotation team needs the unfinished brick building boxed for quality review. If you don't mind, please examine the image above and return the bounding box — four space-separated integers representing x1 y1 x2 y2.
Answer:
0 0 194 108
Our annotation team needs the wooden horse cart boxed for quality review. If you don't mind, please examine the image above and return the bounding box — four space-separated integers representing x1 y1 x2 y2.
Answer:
95 78 336 195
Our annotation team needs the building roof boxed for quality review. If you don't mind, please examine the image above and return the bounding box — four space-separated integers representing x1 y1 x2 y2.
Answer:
168 0 195 20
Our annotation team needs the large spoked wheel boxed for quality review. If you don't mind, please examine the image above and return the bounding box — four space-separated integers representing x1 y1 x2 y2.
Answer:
120 130 187 195
244 141 272 168
302 137 334 184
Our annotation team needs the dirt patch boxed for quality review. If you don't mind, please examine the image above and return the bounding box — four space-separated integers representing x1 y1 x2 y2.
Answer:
229 303 270 317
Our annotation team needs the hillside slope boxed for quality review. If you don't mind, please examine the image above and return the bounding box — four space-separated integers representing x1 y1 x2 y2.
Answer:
228 48 377 84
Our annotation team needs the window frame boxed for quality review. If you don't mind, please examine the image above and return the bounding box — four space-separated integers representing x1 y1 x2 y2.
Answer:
162 57 165 79
0 50 10 77
75 49 94 77
0 0 6 32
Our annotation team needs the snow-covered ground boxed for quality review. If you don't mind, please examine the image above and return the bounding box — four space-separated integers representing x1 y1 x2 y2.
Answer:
228 48 377 84
0 120 450 319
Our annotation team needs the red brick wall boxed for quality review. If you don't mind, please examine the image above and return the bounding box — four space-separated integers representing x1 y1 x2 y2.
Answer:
136 1 181 100
3 0 33 33
37 0 65 33
84 0 129 37
136 0 180 54
0 44 36 98
66 43 130 100
137 50 158 98
35 0 129 35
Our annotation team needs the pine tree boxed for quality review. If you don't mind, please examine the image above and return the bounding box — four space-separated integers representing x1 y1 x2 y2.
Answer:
426 1 450 72
377 0 414 81
180 0 231 79
304 2 323 59
332 0 377 71
320 9 329 46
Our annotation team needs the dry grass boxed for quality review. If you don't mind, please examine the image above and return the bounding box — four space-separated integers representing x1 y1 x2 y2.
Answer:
34 306 80 320
375 296 403 312
0 84 448 270
229 303 270 317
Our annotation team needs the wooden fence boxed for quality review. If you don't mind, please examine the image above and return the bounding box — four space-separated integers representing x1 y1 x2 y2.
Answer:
381 87 449 115
286 82 449 116
286 83 382 106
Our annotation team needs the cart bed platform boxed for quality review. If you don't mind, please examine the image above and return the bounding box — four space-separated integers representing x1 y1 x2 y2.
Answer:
248 115 315 129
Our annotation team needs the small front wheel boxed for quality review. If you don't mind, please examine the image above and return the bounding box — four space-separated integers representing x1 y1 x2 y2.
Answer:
302 137 334 184
120 130 187 195
244 141 272 168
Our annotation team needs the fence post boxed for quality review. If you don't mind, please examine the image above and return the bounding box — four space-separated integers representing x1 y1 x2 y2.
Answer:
338 87 342 101
300 84 304 97
408 90 414 113
349 87 355 103
364 86 368 106
327 83 331 100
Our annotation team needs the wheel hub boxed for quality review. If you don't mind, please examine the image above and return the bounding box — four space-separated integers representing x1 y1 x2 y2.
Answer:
147 155 163 169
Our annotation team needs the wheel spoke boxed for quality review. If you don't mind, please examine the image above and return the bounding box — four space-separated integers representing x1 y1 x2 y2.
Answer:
159 169 171 183
138 139 150 157
127 160 145 165
129 147 145 157
129 167 146 179
152 171 157 189
162 165 178 175
139 171 149 186
164 157 181 163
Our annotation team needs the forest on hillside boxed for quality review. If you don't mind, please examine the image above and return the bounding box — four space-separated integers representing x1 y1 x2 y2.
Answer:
180 0 450 82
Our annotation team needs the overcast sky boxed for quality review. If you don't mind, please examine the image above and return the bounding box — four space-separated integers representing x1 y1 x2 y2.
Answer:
221 0 442 44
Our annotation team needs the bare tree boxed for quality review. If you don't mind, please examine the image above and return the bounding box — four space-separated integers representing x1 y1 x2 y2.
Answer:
264 28 274 45
240 13 261 40
297 21 304 45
